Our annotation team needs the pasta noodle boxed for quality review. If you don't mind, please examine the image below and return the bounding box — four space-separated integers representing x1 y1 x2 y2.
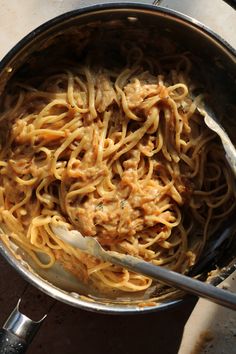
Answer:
0 47 235 294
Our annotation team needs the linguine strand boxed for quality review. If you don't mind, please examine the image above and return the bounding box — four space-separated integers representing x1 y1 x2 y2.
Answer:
0 50 235 294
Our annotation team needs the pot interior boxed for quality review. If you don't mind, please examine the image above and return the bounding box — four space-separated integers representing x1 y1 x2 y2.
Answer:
0 5 236 312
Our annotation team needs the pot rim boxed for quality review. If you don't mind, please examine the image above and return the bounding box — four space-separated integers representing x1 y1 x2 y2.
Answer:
0 2 235 314
0 2 235 71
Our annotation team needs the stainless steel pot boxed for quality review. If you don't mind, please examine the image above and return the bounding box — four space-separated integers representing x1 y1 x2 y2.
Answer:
0 3 235 348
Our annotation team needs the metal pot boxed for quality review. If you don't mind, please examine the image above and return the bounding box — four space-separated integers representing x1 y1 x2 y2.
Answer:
0 2 235 351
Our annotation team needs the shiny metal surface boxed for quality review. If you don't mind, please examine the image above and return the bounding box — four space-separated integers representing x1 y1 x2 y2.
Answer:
197 107 236 177
3 300 45 342
0 238 182 313
53 225 236 310
0 3 235 314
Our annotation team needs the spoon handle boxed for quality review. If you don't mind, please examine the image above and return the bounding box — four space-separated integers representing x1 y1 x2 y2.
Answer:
104 251 236 310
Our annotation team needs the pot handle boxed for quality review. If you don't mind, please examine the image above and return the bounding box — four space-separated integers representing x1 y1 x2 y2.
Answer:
0 300 46 354
0 329 28 353
152 0 164 5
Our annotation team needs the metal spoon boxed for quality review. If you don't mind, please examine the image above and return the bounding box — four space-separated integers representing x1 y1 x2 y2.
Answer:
197 107 236 177
51 224 236 311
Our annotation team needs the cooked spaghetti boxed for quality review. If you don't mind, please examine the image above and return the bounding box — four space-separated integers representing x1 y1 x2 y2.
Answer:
0 48 235 293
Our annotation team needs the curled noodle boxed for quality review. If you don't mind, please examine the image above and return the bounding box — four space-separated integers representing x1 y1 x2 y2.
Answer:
0 47 235 294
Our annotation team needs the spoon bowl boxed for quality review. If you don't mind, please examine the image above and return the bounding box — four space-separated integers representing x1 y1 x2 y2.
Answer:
51 224 236 310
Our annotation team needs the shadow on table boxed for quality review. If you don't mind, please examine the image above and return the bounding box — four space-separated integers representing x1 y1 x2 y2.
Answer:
0 257 196 354
29 295 197 354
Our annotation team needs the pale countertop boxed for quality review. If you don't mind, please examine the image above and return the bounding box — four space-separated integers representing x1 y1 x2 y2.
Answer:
0 0 236 61
0 1 236 354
